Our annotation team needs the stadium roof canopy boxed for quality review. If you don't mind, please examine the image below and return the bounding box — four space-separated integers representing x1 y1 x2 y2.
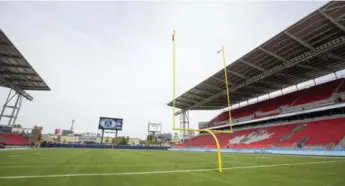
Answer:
167 1 345 115
0 29 50 101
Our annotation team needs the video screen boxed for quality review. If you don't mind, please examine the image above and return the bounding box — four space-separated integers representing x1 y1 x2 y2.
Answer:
98 117 123 131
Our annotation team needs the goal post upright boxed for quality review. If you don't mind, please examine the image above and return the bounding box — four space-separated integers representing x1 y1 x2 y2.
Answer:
173 127 225 172
220 45 233 133
171 30 233 173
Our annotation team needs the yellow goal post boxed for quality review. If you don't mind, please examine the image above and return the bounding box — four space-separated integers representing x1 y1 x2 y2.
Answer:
171 30 233 173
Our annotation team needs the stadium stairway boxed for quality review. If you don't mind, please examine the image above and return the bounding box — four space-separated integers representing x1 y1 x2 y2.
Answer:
272 118 345 147
302 118 345 146
335 136 345 148
277 124 307 146
296 136 309 148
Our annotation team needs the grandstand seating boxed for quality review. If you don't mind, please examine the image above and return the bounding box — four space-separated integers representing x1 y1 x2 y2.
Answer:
292 80 341 106
180 117 345 149
0 132 30 146
279 118 345 147
207 78 345 127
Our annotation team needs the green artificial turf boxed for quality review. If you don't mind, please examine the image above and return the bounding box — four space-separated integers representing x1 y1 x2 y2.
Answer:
0 148 344 186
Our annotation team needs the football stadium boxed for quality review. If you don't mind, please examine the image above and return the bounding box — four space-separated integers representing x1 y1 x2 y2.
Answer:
1 1 345 186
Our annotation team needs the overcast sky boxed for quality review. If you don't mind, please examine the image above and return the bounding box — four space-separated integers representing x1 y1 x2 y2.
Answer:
0 1 329 138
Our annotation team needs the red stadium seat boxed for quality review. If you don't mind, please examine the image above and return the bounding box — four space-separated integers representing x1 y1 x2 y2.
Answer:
0 132 30 146
180 117 345 149
187 79 345 149
279 118 345 147
293 80 341 106
206 78 344 127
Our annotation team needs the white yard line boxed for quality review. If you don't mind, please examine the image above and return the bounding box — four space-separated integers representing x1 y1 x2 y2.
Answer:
0 161 244 168
7 155 20 158
0 160 343 179
255 157 271 159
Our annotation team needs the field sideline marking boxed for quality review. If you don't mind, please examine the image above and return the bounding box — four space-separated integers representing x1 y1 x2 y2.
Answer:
0 160 343 179
221 153 345 159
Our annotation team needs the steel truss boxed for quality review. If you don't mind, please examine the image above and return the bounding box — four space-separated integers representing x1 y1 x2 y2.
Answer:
179 111 190 142
0 89 23 125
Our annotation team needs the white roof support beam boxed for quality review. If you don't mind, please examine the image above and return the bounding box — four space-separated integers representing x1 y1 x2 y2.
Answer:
284 31 314 49
239 59 266 72
260 83 283 90
246 85 269 93
260 80 288 88
0 53 21 59
339 15 345 22
203 83 223 91
193 88 214 96
227 69 249 79
0 41 10 46
0 63 30 69
336 13 345 21
182 95 202 102
175 101 191 107
297 64 334 73
260 45 333 74
187 92 206 100
322 3 345 11
211 74 236 86
259 47 288 62
319 10 345 32
328 53 345 62
271 74 297 84
232 90 255 97
284 30 345 68
276 73 311 82
210 76 226 83
178 97 199 104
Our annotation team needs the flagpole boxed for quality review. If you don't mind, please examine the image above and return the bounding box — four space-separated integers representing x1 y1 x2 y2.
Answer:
172 30 176 130
221 45 233 133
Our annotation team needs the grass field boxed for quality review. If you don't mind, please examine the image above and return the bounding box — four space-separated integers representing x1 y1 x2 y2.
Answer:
0 148 344 186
